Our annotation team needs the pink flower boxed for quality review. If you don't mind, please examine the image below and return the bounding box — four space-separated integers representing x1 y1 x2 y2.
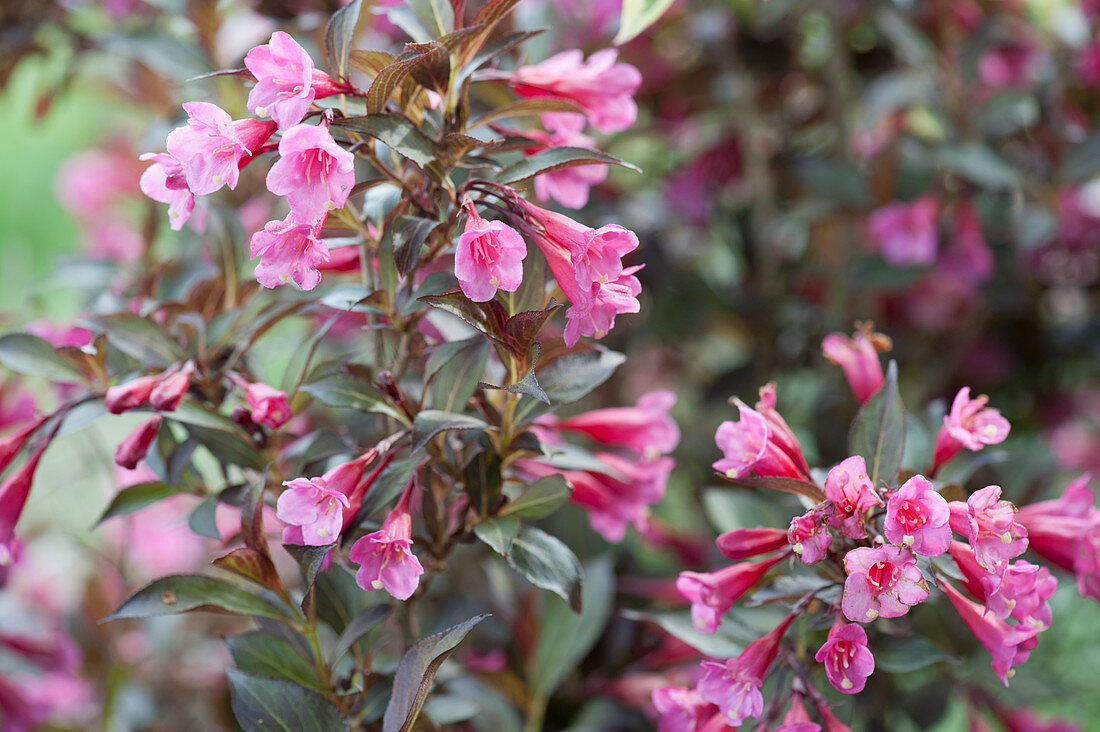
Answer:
277 478 352 546
105 375 159 414
824 455 882 539
774 694 821 732
1075 42 1100 90
651 686 734 732
266 124 355 221
716 527 789 561
675 553 787 632
556 389 680 459
983 561 1057 630
250 214 332 290
114 416 162 470
563 268 642 347
822 327 889 404
948 485 1028 572
139 152 195 230
166 102 277 195
931 387 1011 473
998 705 1083 732
815 617 875 694
978 42 1039 89
230 374 292 428
245 32 348 130
752 383 812 477
866 196 939 267
149 361 194 411
713 398 809 481
697 613 796 726
842 545 929 622
0 440 50 568
0 417 46 477
454 198 527 301
939 577 1039 685
884 474 952 556
1016 474 1100 602
349 475 425 600
509 49 642 133
788 507 832 564
941 197 993 284
531 114 609 208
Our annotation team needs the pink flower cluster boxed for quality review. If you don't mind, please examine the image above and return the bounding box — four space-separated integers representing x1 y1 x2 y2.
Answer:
712 383 811 482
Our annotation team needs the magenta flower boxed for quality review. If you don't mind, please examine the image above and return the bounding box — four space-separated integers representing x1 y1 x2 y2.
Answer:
651 686 731 732
454 199 527 302
983 561 1057 630
884 474 952 556
939 577 1039 685
675 553 787 632
866 195 939 267
563 267 642 347
114 416 162 470
697 613 796 726
250 214 331 290
531 113 609 209
0 440 50 568
1016 474 1100 601
842 545 929 622
149 361 194 412
276 477 352 546
753 382 813 477
349 475 425 600
508 49 642 133
948 485 1028 572
774 694 820 732
246 32 321 129
0 417 46 477
556 389 680 460
822 327 888 404
104 375 159 414
230 374 292 428
931 387 1011 473
978 42 1039 89
716 527 789 561
815 617 875 694
266 124 355 221
165 102 276 196
138 152 195 230
824 455 882 539
942 197 993 284
788 508 832 564
713 399 808 481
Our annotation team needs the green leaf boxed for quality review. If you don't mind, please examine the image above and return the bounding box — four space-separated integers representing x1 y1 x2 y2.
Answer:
228 669 346 732
0 333 88 383
189 494 222 539
874 636 956 673
392 215 444 277
936 143 1021 190
463 442 503 516
418 290 508 345
226 631 328 692
284 544 333 591
382 614 490 732
614 0 676 44
506 526 583 612
212 548 284 596
496 147 640 185
499 475 572 519
849 360 906 485
530 558 613 704
425 337 489 413
332 114 440 168
301 374 404 421
481 368 548 404
104 574 290 622
185 423 267 470
367 46 445 114
411 410 490 452
718 475 826 503
472 97 582 127
330 605 393 664
620 609 745 658
95 481 178 525
514 348 625 423
92 314 184 366
325 0 362 80
473 515 520 554
407 0 454 37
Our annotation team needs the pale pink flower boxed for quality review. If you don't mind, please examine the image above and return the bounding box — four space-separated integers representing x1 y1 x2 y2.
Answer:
824 455 882 539
245 31 348 130
556 389 679 460
509 49 642 133
931 387 1011 473
230 374 292 428
978 42 1039 89
815 616 875 694
0 671 96 731
697 613 796 726
104 375 159 414
752 383 812 477
866 196 939 267
114 416 162 470
454 198 527 301
822 327 888 404
716 527 789 561
982 561 1057 630
884 474 952 556
774 694 820 732
948 485 1028 572
939 577 1039 685
788 508 832 564
349 475 425 600
675 553 787 633
57 147 141 217
563 267 642 347
277 477 352 546
842 545 928 622
149 361 194 411
266 123 355 221
531 113 609 209
713 399 809 481
651 686 732 732
1016 474 1100 601
165 102 276 195
138 152 195 230
250 214 331 290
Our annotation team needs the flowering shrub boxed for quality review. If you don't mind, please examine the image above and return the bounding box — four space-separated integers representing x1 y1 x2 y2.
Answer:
1 0 1099 730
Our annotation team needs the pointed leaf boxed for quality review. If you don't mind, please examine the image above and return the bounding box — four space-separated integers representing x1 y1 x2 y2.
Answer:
614 0 676 45
411 410 490 452
104 574 290 622
499 475 572 519
496 146 640 184
849 360 906 485
463 440 503 516
382 614 490 732
330 604 393 664
418 289 508 345
0 333 90 382
472 97 582 127
332 114 440 167
189 494 222 539
212 548 284 595
96 481 178 525
325 0 363 80
367 45 445 113
284 544 333 591
91 314 185 366
425 337 489 413
392 215 444 277
301 374 404 421
226 631 328 692
506 526 583 612
473 515 519 554
407 0 454 37
228 669 345 732
718 475 826 503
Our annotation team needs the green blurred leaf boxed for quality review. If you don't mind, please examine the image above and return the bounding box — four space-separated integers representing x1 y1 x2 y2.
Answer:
95 481 177 525
620 609 744 658
332 114 440 167
496 146 640 185
407 0 454 37
284 544 332 591
104 575 290 622
614 0 676 45
515 348 625 423
330 605 392 664
392 215 444 277
301 374 404 421
849 360 906 485
0 333 88 382
425 337 489 413
499 475 572 519
382 614 490 732
874 636 956 673
91 314 185 366
464 442 503 516
506 526 583 612
936 143 1021 190
325 0 362 80
411 410 490 452
473 515 520 554
188 494 222 539
226 631 328 692
228 669 345 732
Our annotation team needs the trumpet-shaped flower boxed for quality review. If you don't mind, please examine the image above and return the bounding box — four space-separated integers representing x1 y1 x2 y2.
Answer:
939 577 1039 685
454 199 527 301
822 326 890 404
815 617 875 694
948 485 1028 572
555 389 680 460
277 477 351 546
866 196 939 267
562 267 642 347
716 527 789 561
842 545 928 622
138 153 195 230
774 694 820 732
250 214 331 290
931 387 1011 473
824 455 882 539
1016 474 1100 601
884 474 952 556
676 553 787 633
230 374 292 428
245 31 346 129
114 416 162 470
266 124 355 221
713 399 808 480
349 476 425 600
788 508 833 564
166 102 277 196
